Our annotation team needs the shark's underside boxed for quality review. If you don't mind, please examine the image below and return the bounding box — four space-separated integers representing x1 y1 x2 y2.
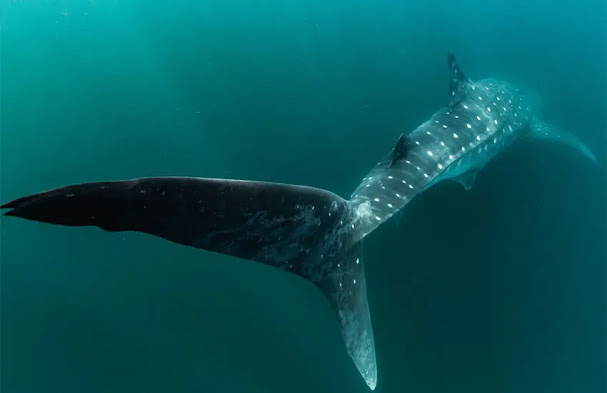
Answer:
0 54 597 390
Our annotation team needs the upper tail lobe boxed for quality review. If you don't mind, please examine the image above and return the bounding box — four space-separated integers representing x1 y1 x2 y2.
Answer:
1 176 378 389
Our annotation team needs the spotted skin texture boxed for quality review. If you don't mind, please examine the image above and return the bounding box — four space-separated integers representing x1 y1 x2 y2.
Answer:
311 241 376 389
0 176 377 389
0 55 597 391
350 77 532 238
0 177 348 275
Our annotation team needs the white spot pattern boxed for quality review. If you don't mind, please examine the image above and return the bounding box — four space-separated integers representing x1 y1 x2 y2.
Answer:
350 79 527 233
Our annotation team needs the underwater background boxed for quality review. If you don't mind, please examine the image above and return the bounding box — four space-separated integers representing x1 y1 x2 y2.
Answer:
1 0 606 392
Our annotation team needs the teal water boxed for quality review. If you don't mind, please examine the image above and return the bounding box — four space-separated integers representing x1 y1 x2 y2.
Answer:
1 1 606 392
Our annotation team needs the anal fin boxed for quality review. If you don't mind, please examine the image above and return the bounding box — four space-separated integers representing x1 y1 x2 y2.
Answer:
453 170 479 191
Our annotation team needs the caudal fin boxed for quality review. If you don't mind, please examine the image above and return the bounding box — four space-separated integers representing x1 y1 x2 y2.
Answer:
1 177 348 266
1 177 377 389
316 241 377 390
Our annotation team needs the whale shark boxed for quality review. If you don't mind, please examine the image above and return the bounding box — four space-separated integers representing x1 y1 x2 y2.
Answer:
1 54 597 390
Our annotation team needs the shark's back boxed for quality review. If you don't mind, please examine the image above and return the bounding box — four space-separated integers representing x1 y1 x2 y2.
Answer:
349 61 534 238
1 53 598 392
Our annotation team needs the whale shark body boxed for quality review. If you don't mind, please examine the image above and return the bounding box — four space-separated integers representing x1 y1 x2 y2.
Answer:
1 54 597 390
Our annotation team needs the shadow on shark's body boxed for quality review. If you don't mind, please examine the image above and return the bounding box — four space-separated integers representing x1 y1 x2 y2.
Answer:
1 54 598 390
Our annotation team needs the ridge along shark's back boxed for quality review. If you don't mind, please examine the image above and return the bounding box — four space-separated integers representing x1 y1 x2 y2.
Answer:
348 54 597 239
0 54 598 391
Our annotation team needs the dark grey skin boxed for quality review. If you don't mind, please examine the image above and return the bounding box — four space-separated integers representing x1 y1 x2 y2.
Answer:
1 177 377 388
1 54 597 390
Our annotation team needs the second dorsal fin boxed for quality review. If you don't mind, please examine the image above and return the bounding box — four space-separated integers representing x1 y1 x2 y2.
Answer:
448 53 470 109
389 134 412 168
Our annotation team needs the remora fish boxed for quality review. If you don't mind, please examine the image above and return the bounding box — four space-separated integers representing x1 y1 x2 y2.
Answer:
1 54 597 390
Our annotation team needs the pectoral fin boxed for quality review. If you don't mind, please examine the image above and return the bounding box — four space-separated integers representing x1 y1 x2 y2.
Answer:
529 118 598 165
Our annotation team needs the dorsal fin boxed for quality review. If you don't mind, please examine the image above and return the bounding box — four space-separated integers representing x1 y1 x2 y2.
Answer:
389 133 412 168
447 53 470 109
